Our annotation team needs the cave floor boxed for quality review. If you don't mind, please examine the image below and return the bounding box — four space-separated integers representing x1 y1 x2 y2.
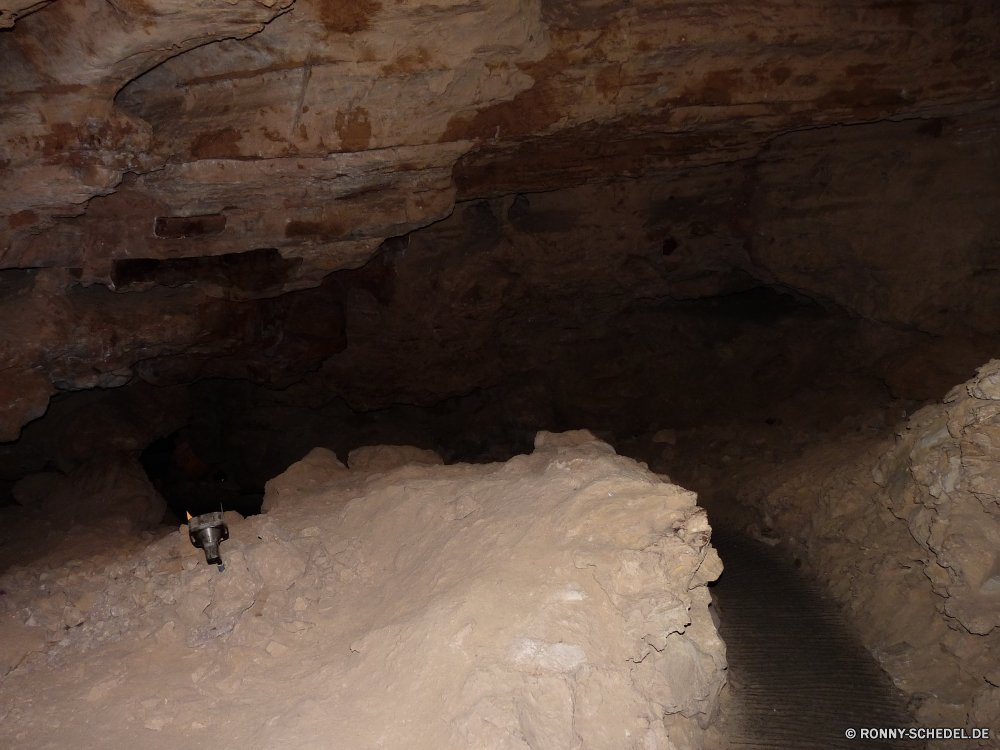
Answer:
707 526 923 750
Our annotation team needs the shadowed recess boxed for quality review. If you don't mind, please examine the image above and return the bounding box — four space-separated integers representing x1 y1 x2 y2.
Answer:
153 214 227 239
111 248 302 295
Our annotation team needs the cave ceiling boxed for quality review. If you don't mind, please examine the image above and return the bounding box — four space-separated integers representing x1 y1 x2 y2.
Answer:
0 0 998 441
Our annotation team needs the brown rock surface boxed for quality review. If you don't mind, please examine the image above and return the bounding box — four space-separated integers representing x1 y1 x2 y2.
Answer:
1 109 998 442
0 0 998 441
725 361 1000 739
0 3 999 739
261 446 347 511
0 368 53 442
346 443 443 471
0 451 167 569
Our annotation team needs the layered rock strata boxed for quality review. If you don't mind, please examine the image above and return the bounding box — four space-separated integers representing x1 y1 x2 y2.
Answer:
0 0 998 442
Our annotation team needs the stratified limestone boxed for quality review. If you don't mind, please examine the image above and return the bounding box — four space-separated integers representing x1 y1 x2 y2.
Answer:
346 444 443 471
0 0 997 442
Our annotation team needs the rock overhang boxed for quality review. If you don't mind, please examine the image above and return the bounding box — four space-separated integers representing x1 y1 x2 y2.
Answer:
0 0 997 441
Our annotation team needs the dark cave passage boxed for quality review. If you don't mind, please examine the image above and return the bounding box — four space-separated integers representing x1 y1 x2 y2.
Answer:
708 526 923 750
0 217 993 745
138 432 263 522
2 1 1000 739
0 198 997 746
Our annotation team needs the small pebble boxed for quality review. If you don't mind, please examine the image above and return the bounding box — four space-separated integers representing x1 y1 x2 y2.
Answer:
265 640 289 657
63 605 85 628
144 717 166 731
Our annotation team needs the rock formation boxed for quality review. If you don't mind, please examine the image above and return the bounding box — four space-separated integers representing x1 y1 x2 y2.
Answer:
2 0 1000 745
733 361 1000 735
0 433 726 749
0 0 998 441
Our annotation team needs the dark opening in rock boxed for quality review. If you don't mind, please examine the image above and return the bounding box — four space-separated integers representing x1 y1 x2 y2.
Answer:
111 248 301 295
2 3 1000 744
153 214 227 239
139 431 263 521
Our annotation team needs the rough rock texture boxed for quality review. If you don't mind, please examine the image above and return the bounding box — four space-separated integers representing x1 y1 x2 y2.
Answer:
4 0 997 245
0 432 725 749
260 445 347 511
1 110 997 443
7 107 981 473
311 115 1000 418
345 443 443 471
2 0 999 740
10 382 191 473
732 362 1000 745
0 0 998 442
0 452 167 571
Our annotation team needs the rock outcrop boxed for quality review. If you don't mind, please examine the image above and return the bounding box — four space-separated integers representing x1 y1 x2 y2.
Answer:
0 0 998 441
0 433 726 749
0 450 167 571
737 362 1000 742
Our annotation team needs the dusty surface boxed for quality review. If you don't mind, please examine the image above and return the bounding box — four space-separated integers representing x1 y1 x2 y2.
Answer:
5 0 996 247
0 431 726 749
1 0 999 742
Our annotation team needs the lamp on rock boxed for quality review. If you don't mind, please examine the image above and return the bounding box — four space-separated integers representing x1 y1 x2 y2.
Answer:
187 511 229 571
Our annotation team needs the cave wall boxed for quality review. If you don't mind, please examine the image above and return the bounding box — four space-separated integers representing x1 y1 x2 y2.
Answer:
1 0 999 742
318 112 1000 418
5 0 996 244
2 109 999 447
733 361 1000 736
2 108 1000 504
0 0 998 444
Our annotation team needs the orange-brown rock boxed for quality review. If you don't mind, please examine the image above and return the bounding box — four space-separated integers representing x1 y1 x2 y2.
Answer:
0 0 998 440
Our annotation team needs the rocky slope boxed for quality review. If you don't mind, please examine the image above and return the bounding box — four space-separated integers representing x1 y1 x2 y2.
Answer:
728 361 1000 745
0 431 726 749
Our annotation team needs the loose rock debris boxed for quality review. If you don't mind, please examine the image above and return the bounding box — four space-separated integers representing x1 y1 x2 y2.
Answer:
0 430 726 750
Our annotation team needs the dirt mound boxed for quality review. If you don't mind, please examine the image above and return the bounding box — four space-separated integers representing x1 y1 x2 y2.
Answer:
0 431 725 749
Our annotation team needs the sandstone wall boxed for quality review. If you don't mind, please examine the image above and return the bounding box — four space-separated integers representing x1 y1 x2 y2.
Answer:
0 0 998 443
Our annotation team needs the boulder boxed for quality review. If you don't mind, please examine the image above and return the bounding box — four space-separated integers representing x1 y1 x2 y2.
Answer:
261 447 347 512
346 444 444 471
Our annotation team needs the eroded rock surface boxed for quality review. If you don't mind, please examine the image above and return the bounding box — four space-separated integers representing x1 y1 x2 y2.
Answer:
732 362 1000 744
0 0 998 442
0 432 725 749
0 451 166 571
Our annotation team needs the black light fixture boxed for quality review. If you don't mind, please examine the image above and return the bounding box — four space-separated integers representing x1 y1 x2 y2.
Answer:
187 511 230 571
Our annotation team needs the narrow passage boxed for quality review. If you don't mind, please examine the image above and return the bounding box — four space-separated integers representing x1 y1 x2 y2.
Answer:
709 527 924 750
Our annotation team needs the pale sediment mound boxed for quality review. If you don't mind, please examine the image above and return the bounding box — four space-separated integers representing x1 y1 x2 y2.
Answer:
346 443 444 471
0 431 725 750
